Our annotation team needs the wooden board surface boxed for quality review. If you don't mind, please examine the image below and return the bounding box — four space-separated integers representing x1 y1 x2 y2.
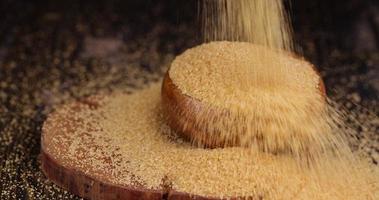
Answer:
40 98 224 200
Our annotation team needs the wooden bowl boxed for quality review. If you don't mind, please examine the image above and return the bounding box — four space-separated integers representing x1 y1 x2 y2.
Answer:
161 59 326 149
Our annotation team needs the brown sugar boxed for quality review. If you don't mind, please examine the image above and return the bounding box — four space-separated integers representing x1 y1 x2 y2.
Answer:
201 0 294 51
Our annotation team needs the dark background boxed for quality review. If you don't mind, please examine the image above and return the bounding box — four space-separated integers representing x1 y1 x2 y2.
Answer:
0 0 378 199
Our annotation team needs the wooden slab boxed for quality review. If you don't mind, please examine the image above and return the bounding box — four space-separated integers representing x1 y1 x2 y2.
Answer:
40 98 229 200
